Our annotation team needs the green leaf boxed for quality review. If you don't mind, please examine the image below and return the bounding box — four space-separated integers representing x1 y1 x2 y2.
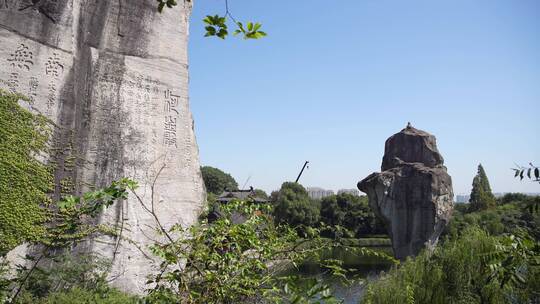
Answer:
203 16 212 25
203 15 229 39
217 29 228 39
205 26 216 35
58 196 79 210
237 22 245 32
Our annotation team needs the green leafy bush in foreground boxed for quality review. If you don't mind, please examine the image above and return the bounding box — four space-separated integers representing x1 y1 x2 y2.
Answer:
17 287 138 304
3 253 138 304
362 227 540 304
142 199 394 304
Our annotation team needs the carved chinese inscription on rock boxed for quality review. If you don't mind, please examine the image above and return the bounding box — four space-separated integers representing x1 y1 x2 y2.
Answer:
45 52 64 77
8 44 33 70
5 44 33 94
7 72 19 93
0 38 69 118
163 89 180 148
119 71 162 174
27 76 39 104
44 52 64 115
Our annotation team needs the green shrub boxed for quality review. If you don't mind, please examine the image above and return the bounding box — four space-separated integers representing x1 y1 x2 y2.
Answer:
320 193 386 238
444 198 540 242
143 200 390 303
4 253 140 304
362 228 539 304
16 287 139 304
19 254 112 299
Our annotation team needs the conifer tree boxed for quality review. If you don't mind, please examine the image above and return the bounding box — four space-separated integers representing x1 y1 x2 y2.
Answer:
469 164 497 211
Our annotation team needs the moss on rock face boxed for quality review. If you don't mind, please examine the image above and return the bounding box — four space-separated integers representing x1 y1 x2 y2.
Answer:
0 91 54 255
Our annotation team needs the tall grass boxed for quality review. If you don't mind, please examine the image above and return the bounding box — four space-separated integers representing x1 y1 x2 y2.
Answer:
362 227 539 304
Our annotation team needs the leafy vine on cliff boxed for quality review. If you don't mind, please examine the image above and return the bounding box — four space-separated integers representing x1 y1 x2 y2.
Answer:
0 90 54 255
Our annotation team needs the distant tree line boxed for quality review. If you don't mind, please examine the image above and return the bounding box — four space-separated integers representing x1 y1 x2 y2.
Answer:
272 182 386 238
199 166 386 239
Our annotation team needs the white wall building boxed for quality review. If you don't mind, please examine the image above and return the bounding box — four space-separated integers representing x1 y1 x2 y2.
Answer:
307 187 334 200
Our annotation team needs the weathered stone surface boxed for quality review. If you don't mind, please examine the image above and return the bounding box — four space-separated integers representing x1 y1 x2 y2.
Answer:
1 0 204 294
381 124 444 171
358 124 453 260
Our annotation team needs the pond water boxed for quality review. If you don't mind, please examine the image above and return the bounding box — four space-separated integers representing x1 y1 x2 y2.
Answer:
287 245 394 303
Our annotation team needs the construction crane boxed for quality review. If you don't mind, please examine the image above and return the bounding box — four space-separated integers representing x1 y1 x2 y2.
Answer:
295 161 309 183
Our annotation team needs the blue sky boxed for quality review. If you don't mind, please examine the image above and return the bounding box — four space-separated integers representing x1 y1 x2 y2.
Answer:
188 0 539 195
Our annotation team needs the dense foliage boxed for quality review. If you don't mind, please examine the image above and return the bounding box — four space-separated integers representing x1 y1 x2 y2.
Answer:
0 91 135 303
142 199 391 304
201 166 239 195
469 164 497 212
362 227 540 304
28 287 138 304
0 91 53 255
320 193 386 238
445 195 540 241
253 188 268 200
366 191 540 304
1 178 132 303
7 254 138 304
272 186 386 238
273 182 321 229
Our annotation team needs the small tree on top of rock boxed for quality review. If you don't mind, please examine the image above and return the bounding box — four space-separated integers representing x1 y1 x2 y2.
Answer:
469 164 497 212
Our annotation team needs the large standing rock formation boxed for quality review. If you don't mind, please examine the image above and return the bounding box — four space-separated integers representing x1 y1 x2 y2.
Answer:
0 0 204 294
358 124 453 260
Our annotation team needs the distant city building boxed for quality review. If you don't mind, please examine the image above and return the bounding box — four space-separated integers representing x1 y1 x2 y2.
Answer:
455 194 470 203
307 187 334 200
337 188 360 196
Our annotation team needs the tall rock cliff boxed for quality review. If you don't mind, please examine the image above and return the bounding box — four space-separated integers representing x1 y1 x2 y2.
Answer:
0 0 204 294
358 124 453 260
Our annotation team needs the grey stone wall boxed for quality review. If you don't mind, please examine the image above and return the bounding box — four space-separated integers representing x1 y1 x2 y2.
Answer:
0 0 204 294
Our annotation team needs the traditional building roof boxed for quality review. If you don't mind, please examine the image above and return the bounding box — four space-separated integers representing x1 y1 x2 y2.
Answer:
217 187 268 203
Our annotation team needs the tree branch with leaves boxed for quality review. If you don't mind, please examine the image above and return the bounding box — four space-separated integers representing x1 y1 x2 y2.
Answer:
157 0 267 40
